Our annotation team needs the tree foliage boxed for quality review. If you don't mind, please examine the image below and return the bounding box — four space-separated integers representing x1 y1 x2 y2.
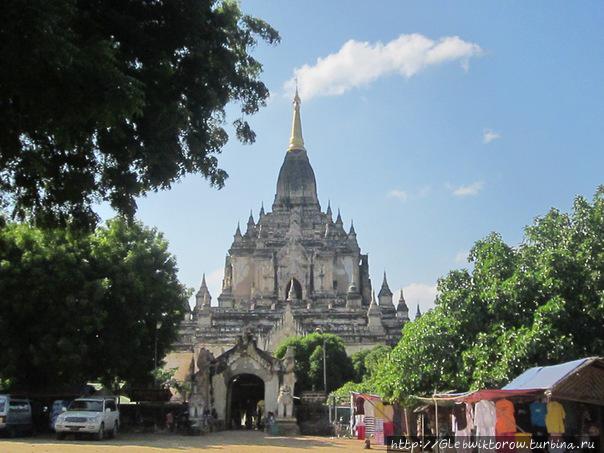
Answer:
0 0 279 227
351 345 391 382
373 188 604 403
0 218 189 392
274 333 354 393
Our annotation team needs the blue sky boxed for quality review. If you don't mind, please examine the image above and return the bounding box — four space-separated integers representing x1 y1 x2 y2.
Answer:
101 1 604 315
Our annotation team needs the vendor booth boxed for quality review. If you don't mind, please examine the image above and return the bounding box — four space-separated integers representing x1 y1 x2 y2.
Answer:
411 357 604 452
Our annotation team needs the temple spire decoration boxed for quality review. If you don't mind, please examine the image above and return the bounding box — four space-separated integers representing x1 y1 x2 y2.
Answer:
416 304 422 319
378 271 393 297
396 289 410 321
288 87 305 152
259 202 265 218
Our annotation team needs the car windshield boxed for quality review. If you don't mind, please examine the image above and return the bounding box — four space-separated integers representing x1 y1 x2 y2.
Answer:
68 400 103 412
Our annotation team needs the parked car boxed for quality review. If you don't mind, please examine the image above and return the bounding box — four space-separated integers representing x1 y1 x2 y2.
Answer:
54 397 119 440
49 400 70 431
0 395 34 437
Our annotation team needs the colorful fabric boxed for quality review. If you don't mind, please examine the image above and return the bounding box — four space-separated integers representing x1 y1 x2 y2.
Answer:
474 400 497 438
365 415 375 434
454 404 468 430
384 421 394 438
374 401 386 419
515 403 532 432
364 399 375 417
529 401 547 428
355 396 365 415
545 401 565 434
357 424 365 440
375 418 384 444
495 399 516 435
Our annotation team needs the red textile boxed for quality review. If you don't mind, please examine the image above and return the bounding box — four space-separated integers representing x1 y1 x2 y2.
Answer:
463 389 543 403
357 425 365 440
384 421 394 438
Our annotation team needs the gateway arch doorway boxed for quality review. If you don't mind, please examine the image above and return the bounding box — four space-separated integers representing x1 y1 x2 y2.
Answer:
227 373 265 430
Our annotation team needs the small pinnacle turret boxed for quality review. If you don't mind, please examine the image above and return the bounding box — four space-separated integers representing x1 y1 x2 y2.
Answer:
396 289 409 321
326 201 333 219
378 271 393 297
195 273 212 310
367 290 385 333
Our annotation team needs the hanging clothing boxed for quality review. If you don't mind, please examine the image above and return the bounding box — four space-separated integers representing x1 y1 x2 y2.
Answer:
454 403 474 453
474 400 497 437
375 418 385 445
530 401 547 428
515 402 532 432
384 421 395 439
365 416 375 435
545 401 565 434
453 404 468 431
364 399 375 418
355 397 365 415
374 401 386 419
495 399 517 435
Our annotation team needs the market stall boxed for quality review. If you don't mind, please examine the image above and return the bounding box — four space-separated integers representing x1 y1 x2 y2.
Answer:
413 357 604 453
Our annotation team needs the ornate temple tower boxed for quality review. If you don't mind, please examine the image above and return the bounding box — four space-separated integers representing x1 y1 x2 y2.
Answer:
175 91 407 355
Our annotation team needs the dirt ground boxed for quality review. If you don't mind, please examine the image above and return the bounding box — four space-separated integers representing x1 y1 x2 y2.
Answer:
0 430 381 453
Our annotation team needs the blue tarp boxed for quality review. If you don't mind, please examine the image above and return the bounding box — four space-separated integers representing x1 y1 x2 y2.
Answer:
502 358 590 390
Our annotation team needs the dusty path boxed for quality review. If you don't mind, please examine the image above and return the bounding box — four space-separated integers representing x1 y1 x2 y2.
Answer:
0 430 377 452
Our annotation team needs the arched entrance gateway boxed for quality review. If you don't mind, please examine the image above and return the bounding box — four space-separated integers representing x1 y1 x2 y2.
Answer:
189 330 299 434
227 373 264 429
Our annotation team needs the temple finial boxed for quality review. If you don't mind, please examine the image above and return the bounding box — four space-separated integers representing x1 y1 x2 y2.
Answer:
288 86 305 152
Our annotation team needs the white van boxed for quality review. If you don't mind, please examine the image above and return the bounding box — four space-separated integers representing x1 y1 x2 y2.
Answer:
0 395 34 437
54 397 119 440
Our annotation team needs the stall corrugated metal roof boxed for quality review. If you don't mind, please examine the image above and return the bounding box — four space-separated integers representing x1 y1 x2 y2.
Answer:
503 358 590 390
503 357 604 406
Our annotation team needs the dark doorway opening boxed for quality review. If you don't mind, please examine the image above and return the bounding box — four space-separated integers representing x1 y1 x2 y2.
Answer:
285 278 302 300
227 374 265 430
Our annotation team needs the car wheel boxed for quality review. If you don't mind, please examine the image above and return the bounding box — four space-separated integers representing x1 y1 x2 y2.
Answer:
56 432 66 440
96 423 104 441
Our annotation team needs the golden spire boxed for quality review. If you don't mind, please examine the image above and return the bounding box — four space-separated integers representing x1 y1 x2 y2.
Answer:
288 84 305 152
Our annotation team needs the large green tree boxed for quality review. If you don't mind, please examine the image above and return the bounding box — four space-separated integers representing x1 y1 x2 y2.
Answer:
0 0 279 227
351 344 391 383
274 333 355 393
0 218 189 392
373 188 604 403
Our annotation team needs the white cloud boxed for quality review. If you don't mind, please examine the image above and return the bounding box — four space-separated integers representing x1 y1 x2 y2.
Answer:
392 283 437 319
387 189 409 201
285 34 483 100
483 129 501 144
387 186 431 202
451 181 484 197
